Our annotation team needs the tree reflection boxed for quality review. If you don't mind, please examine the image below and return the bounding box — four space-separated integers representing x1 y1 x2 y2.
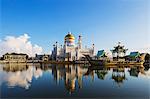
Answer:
129 67 140 77
129 66 147 77
95 68 108 80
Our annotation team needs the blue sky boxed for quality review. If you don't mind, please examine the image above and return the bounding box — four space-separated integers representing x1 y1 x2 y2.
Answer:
1 0 150 54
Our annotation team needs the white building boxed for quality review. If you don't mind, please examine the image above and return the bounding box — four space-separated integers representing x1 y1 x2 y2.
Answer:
51 32 94 61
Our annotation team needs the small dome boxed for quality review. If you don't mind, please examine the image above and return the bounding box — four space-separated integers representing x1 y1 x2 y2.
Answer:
65 32 75 40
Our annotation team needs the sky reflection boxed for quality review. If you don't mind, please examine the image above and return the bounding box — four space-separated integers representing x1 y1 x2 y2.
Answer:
0 63 150 98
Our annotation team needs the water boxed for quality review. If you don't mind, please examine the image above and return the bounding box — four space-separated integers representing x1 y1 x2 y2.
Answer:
0 63 150 99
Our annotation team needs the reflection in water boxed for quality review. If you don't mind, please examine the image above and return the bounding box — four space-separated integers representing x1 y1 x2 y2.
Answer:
1 63 90 93
95 68 108 80
1 63 43 89
129 67 140 77
0 63 150 97
129 66 148 77
112 67 126 87
51 64 88 93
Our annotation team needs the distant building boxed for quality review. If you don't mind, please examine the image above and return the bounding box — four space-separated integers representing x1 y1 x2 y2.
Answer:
35 54 51 61
3 53 28 62
110 42 128 61
126 52 147 62
96 50 108 60
51 32 94 61
97 50 106 57
128 52 140 61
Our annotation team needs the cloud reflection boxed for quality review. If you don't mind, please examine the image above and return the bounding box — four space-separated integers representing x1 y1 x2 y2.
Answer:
1 65 43 89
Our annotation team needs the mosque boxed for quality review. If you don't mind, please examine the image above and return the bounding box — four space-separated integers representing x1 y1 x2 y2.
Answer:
51 32 94 61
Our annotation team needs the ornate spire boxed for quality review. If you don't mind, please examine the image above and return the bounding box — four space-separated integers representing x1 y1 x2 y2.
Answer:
78 35 82 49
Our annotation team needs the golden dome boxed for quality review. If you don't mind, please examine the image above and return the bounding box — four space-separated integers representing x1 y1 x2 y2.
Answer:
65 32 75 40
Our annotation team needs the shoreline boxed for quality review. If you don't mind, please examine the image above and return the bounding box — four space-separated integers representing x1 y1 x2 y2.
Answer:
0 60 149 68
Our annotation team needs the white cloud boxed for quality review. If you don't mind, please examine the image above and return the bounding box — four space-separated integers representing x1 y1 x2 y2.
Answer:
0 34 43 57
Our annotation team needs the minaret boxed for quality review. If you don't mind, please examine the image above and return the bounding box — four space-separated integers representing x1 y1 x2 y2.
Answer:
78 35 82 49
92 44 95 55
64 40 66 49
55 41 58 53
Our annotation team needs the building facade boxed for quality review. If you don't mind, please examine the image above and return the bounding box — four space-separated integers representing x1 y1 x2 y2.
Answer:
3 53 28 62
126 52 147 62
35 54 51 61
51 32 94 61
111 42 128 61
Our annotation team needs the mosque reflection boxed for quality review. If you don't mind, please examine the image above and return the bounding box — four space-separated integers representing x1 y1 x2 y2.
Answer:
1 63 149 93
51 64 89 93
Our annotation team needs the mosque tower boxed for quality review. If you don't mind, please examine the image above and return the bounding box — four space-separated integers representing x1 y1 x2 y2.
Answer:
64 32 75 47
52 32 94 61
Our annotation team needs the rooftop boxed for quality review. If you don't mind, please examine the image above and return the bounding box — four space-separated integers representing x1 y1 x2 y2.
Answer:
4 53 28 56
